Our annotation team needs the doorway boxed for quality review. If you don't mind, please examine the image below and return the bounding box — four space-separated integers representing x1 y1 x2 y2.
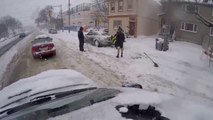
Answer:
129 22 135 36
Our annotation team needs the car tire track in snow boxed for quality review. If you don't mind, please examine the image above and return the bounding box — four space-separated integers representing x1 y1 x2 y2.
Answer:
1 32 123 89
53 37 123 87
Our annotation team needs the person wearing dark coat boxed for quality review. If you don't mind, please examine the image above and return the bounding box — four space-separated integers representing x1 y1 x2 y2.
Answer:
78 27 85 52
115 27 125 58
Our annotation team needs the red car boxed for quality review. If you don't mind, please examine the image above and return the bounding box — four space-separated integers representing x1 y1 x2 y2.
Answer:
31 35 56 58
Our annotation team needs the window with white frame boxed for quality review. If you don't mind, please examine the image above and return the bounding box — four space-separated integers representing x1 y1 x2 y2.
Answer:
210 27 213 36
113 20 122 29
118 0 124 11
181 22 198 33
111 2 115 12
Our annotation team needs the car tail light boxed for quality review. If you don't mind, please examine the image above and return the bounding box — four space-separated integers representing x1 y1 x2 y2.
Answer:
48 43 54 49
32 47 37 52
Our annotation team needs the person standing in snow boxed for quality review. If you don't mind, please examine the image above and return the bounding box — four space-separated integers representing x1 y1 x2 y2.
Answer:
115 27 125 58
78 26 85 52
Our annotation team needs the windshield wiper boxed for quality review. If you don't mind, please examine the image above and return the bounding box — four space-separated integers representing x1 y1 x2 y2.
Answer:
30 87 96 105
0 87 97 119
0 84 90 109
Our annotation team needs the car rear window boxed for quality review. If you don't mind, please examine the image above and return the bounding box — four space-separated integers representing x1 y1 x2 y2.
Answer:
32 38 52 44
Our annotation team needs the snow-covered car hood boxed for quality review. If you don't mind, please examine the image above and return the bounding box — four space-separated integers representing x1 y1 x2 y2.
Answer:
48 88 213 120
0 69 96 111
1 70 213 120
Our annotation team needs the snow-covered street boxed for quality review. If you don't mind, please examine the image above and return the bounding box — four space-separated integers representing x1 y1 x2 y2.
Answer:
0 30 122 89
48 30 213 105
1 30 213 119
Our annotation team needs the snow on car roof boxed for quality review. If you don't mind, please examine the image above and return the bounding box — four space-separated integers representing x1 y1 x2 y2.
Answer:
35 34 50 39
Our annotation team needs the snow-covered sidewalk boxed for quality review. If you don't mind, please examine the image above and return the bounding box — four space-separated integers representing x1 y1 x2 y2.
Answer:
0 36 19 49
48 30 213 104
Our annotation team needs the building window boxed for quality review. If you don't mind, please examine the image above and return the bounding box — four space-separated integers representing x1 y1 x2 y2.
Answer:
181 22 198 33
127 0 133 10
113 20 122 29
111 2 115 12
118 0 124 11
210 27 213 36
182 4 198 13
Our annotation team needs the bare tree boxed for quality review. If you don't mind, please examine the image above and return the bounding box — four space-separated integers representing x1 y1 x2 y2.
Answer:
161 0 213 27
0 16 23 36
35 6 53 28
160 0 213 49
91 0 109 28
193 0 213 27
0 23 8 38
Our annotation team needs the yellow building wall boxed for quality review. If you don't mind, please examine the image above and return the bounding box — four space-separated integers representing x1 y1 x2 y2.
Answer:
108 0 161 36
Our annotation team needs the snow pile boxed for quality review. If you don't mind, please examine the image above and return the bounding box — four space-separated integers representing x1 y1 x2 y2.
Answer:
0 34 33 89
160 98 213 120
0 49 17 88
118 107 128 113
112 89 171 105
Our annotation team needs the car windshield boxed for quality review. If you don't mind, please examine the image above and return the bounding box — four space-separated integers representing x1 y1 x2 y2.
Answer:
0 0 213 120
1 88 120 120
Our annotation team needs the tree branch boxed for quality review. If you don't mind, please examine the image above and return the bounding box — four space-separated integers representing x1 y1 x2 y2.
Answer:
194 0 213 27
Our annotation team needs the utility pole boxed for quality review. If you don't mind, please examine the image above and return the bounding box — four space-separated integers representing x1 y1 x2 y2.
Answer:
68 0 71 33
60 5 63 31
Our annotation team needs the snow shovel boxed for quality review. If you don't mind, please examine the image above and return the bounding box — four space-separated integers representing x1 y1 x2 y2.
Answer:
143 52 159 67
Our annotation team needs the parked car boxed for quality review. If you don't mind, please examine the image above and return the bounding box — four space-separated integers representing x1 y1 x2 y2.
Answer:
31 35 56 58
19 33 26 38
48 29 57 34
0 69 170 120
85 30 112 47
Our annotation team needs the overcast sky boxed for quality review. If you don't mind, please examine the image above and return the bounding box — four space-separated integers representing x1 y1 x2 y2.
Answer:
0 0 91 26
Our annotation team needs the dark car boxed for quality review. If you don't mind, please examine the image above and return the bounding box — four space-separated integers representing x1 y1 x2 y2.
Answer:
31 35 56 58
85 30 112 47
49 29 57 34
19 33 26 38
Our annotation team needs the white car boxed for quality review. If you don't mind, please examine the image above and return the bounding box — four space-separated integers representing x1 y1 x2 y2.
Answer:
0 70 212 120
85 30 112 47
